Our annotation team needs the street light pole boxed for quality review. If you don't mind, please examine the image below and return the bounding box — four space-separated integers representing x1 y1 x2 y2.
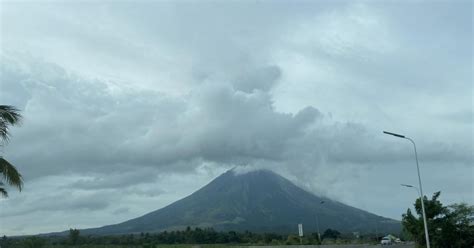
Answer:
315 200 325 243
384 131 430 248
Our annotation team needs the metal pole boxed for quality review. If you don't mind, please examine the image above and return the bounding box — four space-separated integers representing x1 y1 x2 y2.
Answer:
383 131 430 248
374 221 379 243
315 200 324 243
407 138 430 248
315 213 321 242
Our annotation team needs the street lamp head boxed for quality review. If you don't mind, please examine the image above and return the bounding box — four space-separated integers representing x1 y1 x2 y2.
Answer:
383 131 406 138
401 184 414 188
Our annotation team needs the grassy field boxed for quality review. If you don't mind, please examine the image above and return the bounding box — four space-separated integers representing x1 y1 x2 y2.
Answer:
41 245 236 248
39 244 415 248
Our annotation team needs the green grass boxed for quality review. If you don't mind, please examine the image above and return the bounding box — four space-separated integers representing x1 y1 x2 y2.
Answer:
43 245 242 248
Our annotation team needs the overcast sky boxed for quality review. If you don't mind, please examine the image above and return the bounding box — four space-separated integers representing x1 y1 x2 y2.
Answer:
0 0 472 236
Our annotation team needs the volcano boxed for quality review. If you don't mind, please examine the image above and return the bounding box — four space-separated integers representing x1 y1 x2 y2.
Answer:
79 169 400 235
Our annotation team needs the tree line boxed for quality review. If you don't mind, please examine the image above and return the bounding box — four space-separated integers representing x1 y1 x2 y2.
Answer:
0 227 379 248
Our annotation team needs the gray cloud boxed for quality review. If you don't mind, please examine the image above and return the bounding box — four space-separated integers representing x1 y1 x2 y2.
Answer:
233 66 282 93
2 56 323 179
113 207 131 215
70 170 160 190
1 190 114 218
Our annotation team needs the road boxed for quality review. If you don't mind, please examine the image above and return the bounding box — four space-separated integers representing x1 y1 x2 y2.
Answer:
242 244 414 248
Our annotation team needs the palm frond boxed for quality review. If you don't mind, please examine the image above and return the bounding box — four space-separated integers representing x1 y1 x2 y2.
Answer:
0 121 7 142
0 188 7 197
0 157 23 191
0 183 7 197
0 105 22 126
0 105 22 143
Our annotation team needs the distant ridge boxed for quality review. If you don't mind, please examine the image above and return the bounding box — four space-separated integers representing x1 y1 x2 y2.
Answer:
57 169 401 235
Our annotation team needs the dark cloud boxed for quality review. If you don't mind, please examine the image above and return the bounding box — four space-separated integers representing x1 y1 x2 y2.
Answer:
1 190 114 218
2 56 322 179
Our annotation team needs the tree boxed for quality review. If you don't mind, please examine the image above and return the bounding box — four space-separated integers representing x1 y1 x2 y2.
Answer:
21 236 46 248
69 228 80 245
402 191 474 248
0 105 23 197
445 203 474 248
322 228 341 240
0 235 12 248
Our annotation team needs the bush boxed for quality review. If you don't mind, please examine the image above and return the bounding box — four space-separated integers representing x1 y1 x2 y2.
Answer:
21 236 46 248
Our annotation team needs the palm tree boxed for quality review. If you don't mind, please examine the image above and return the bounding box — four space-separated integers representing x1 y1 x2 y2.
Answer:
0 105 23 197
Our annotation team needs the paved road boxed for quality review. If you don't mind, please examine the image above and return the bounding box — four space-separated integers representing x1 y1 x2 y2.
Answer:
242 244 414 248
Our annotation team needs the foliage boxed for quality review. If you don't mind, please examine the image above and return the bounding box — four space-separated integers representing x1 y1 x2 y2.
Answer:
69 228 81 245
0 105 23 197
402 191 474 248
0 235 13 248
0 158 23 196
284 234 300 245
21 236 46 248
0 227 375 247
322 228 341 240
0 105 22 142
